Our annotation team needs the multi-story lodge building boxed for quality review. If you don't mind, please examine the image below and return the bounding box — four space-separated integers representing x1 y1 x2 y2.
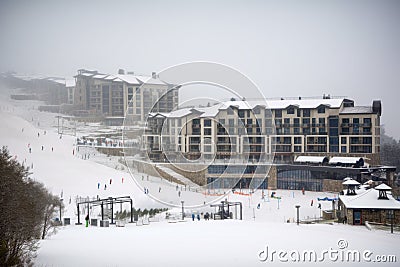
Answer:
74 69 179 123
144 96 382 165
142 96 396 192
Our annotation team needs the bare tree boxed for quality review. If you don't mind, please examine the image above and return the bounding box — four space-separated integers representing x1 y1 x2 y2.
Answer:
0 146 62 266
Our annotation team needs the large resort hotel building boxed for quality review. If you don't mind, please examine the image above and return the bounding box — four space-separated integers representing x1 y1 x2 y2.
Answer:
73 69 179 124
144 96 397 192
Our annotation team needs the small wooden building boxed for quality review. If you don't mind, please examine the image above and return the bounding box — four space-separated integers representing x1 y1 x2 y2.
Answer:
338 182 400 225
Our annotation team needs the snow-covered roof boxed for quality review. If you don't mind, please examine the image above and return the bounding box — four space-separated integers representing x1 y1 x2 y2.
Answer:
93 74 109 79
375 183 392 190
135 75 166 85
340 106 373 114
266 98 344 109
80 72 95 77
116 74 141 85
329 157 363 164
339 188 400 210
104 75 117 80
46 77 66 85
295 156 328 164
169 108 197 118
65 79 75 87
342 179 360 185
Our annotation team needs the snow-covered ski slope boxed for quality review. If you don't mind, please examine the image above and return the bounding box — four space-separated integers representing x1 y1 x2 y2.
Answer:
0 97 399 267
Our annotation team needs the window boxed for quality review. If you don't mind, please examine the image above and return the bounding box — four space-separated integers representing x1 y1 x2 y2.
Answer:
341 137 347 144
229 119 235 126
294 146 302 152
253 107 260 114
284 118 290 125
353 118 359 125
128 87 134 101
317 106 325 114
319 118 325 125
247 119 253 125
293 118 300 127
342 118 350 124
284 127 290 134
204 119 211 127
363 118 371 125
303 109 310 117
287 107 295 114
219 119 225 125
363 127 371 133
341 146 347 153
204 128 211 135
227 108 234 115
294 137 302 144
302 118 310 125
275 110 282 118
297 109 301 117
238 110 245 118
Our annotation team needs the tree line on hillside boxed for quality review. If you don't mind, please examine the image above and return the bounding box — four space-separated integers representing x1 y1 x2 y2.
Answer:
0 147 62 266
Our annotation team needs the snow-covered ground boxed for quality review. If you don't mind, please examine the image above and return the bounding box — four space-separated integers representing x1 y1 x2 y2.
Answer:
1 92 399 266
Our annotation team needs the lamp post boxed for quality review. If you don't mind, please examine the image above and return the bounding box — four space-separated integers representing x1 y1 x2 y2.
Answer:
295 205 301 225
181 201 185 220
387 210 394 234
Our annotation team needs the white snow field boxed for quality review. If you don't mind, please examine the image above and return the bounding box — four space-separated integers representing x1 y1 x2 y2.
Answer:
1 102 399 266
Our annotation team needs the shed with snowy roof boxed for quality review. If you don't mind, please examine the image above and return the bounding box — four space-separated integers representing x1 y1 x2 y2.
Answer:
338 183 400 225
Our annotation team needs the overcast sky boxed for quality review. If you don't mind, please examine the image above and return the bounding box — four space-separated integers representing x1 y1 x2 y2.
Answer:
0 0 399 138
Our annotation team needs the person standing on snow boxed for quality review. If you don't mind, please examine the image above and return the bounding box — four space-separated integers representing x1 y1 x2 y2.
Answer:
85 214 89 227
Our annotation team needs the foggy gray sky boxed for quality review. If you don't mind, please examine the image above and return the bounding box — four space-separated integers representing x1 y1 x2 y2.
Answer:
0 0 399 138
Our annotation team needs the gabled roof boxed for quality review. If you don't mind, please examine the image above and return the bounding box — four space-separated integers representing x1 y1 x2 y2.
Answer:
116 74 141 85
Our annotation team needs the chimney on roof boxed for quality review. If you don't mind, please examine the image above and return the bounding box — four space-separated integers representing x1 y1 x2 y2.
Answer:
372 100 382 115
299 96 301 100
152 72 157 79
127 71 134 75
118 69 125 75
323 94 331 99
376 183 391 199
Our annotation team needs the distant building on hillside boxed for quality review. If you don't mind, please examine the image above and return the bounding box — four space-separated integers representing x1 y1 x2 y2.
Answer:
74 69 178 123
2 73 71 106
